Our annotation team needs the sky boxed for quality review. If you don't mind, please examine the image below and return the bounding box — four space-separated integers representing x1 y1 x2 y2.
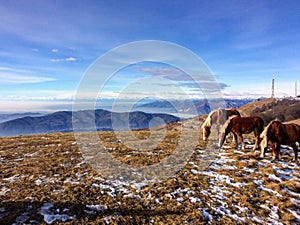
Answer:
0 0 300 113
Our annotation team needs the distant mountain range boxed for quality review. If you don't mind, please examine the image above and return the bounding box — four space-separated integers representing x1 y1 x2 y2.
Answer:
0 109 180 136
0 112 42 123
0 98 255 137
136 98 254 116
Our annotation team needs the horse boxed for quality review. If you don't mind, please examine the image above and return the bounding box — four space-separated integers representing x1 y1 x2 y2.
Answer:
218 116 264 150
259 120 300 161
201 108 241 141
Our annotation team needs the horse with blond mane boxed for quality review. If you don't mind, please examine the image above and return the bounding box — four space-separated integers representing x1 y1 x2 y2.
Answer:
218 116 264 150
260 120 300 161
201 108 241 141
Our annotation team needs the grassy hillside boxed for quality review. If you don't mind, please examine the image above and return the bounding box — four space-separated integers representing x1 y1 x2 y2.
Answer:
239 98 300 124
1 113 299 224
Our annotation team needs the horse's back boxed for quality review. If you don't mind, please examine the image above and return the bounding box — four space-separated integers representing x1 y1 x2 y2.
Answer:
230 116 264 133
283 123 300 142
226 108 241 117
253 116 264 129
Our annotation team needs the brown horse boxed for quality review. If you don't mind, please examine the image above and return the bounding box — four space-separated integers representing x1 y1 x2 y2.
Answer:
218 116 264 150
260 120 300 161
201 108 241 141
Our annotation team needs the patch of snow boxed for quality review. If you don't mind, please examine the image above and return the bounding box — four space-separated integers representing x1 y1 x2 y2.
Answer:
38 203 76 224
3 174 20 182
200 171 244 188
234 205 249 213
91 183 117 197
63 177 81 185
191 169 199 175
0 186 10 195
189 197 201 203
86 204 107 212
202 208 213 222
287 209 300 222
291 198 300 207
257 185 283 198
251 215 265 224
123 193 140 199
212 205 246 223
268 174 282 182
269 206 280 222
243 167 256 173
283 188 300 198
35 176 57 186
274 168 294 180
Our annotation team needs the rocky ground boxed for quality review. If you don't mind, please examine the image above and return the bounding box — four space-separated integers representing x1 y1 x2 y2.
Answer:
0 120 299 224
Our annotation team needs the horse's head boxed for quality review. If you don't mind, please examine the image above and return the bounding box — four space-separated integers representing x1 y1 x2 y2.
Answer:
202 125 211 141
218 116 233 148
259 120 282 158
218 128 226 149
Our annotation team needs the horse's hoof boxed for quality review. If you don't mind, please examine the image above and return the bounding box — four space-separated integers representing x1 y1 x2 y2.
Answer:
271 158 279 162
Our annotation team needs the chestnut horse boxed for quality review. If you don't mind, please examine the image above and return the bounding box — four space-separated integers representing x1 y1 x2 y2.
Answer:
260 120 300 161
218 116 264 150
201 108 241 141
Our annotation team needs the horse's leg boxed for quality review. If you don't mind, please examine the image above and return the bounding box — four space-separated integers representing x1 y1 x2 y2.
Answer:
231 132 235 143
259 138 268 158
271 143 276 161
291 143 298 162
231 132 238 148
225 132 234 144
238 133 245 150
272 143 280 161
253 133 259 151
237 133 244 149
232 132 237 144
260 146 267 158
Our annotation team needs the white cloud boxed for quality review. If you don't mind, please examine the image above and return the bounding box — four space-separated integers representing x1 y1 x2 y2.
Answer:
65 57 77 61
0 73 56 84
51 48 59 52
0 67 56 84
51 57 77 62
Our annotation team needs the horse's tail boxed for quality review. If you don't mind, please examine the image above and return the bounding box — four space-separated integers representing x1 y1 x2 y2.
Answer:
217 108 227 125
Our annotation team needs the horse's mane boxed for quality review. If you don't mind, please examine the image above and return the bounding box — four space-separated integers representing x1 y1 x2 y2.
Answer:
201 108 227 128
220 115 238 134
260 119 280 139
201 110 215 128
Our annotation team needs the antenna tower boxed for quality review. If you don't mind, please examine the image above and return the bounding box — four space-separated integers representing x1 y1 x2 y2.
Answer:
271 74 275 98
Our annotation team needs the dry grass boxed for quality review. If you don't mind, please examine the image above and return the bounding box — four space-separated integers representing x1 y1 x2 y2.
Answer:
0 118 300 224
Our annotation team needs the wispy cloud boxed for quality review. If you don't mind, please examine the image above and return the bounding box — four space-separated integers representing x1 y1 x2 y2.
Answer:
51 48 59 52
139 66 214 82
0 67 56 84
0 74 56 84
51 57 77 62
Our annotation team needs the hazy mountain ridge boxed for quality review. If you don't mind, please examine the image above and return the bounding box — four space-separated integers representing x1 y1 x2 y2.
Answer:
137 98 254 115
0 112 42 123
1 98 299 137
0 109 179 136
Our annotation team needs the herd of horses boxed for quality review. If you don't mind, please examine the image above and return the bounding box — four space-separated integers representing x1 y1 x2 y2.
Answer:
201 108 300 162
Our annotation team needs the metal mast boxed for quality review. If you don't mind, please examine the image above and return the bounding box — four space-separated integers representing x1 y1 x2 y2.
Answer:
271 74 275 98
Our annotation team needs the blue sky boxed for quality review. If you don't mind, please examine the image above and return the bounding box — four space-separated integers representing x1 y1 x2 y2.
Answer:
0 0 300 112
